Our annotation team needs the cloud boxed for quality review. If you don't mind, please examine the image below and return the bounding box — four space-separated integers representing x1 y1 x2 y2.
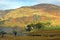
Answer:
0 0 60 10
33 0 60 4
0 0 24 10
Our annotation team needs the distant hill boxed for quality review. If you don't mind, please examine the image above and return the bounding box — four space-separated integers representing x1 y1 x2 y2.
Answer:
31 4 60 16
0 4 60 27
0 10 14 17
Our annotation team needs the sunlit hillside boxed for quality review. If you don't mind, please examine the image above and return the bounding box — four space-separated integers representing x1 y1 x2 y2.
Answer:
0 4 60 29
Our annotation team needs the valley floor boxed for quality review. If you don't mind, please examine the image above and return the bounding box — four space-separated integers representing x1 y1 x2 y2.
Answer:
0 36 60 40
0 30 60 40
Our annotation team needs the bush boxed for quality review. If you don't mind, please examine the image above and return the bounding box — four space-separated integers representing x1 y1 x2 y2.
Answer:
35 23 44 30
26 22 45 31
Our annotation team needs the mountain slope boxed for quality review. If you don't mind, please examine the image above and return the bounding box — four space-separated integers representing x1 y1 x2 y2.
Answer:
0 4 60 27
4 4 60 19
0 10 14 17
31 4 60 16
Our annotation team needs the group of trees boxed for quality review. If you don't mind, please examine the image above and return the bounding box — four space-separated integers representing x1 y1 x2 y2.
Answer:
26 22 45 31
0 30 17 37
26 21 52 31
0 27 23 37
0 31 7 37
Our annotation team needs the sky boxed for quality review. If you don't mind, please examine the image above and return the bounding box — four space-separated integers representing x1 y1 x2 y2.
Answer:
0 0 60 10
